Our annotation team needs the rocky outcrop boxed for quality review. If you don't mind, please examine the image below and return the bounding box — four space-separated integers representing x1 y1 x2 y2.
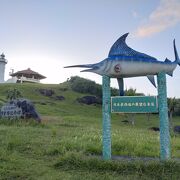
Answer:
38 89 55 97
174 126 180 133
53 96 65 101
77 96 101 105
0 99 41 122
149 127 160 132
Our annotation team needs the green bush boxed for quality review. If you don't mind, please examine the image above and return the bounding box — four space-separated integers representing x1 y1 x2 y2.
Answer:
69 76 118 97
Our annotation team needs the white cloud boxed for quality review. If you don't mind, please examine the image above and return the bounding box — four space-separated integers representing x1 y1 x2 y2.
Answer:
135 0 180 37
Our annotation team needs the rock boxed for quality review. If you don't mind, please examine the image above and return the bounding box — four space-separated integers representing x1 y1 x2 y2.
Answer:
77 96 102 105
39 101 47 105
1 99 41 122
149 127 159 132
121 120 129 123
1 102 22 119
59 87 68 91
174 126 180 133
54 96 65 101
38 89 54 97
17 99 41 122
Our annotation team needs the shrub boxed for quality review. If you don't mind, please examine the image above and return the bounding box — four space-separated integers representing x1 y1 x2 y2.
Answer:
69 76 118 97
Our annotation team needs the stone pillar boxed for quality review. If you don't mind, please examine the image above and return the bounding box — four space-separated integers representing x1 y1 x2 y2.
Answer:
157 72 171 160
102 75 111 160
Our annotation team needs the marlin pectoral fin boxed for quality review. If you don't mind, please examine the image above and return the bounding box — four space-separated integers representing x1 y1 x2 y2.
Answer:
167 71 173 77
117 78 124 96
147 75 156 88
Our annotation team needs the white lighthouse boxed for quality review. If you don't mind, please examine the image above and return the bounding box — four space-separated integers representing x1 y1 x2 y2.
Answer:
0 53 7 83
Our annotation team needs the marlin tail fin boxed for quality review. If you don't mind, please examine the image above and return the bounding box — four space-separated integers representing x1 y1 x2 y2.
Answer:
173 39 180 66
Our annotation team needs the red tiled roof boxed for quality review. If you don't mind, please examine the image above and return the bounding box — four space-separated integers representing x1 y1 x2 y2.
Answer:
10 68 46 79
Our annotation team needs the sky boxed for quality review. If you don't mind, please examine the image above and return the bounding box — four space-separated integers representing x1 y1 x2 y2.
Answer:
0 0 180 97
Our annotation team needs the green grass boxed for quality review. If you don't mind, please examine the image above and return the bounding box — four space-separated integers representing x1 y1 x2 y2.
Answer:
54 152 180 179
0 83 180 179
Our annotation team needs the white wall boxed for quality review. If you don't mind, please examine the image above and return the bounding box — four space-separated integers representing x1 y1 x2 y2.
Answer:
0 62 6 83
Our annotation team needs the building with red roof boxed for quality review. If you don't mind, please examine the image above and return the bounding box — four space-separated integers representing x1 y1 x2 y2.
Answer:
9 68 46 83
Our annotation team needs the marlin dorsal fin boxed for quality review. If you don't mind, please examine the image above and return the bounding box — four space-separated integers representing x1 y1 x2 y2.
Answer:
108 33 157 61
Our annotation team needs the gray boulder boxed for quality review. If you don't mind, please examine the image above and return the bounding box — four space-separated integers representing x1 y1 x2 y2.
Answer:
1 99 41 122
149 127 160 132
38 89 54 97
77 96 102 105
174 126 180 133
54 96 65 101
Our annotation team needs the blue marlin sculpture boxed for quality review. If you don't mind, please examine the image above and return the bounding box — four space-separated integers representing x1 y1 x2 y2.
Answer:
64 33 180 96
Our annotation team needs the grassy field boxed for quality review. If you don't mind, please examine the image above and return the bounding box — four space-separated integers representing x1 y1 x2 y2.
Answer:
0 83 180 179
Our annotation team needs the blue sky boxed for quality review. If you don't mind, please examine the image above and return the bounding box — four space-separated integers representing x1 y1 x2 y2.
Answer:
1 0 180 97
